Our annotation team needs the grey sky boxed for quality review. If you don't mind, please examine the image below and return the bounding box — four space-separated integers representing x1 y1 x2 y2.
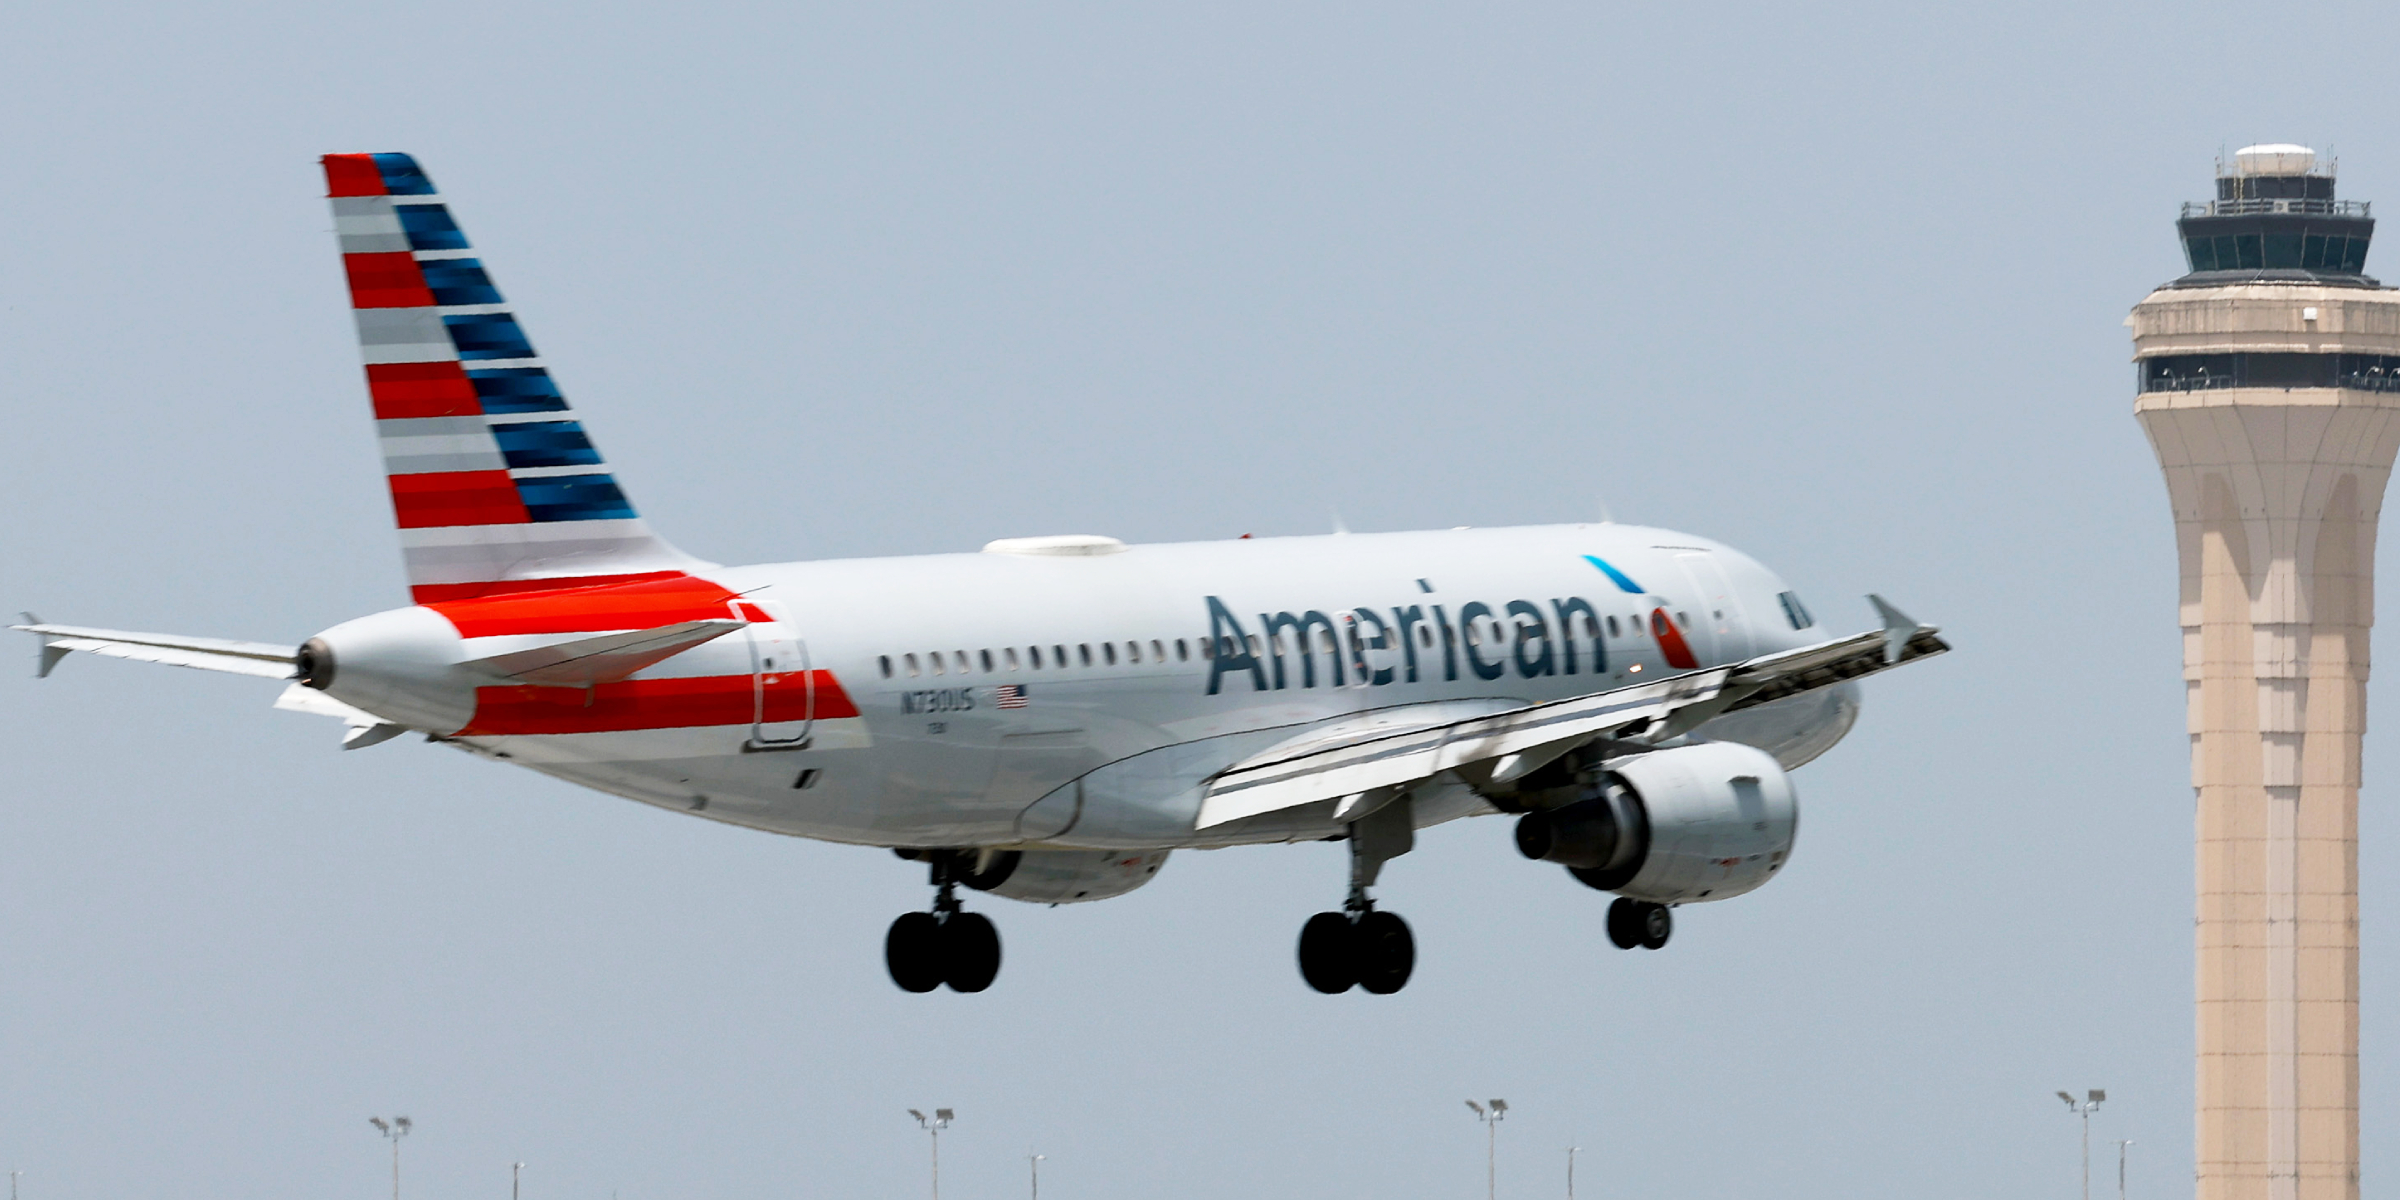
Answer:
1 2 2394 1197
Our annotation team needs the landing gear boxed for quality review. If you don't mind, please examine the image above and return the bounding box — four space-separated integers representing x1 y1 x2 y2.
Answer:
885 852 1004 993
1605 896 1671 950
1297 790 1418 994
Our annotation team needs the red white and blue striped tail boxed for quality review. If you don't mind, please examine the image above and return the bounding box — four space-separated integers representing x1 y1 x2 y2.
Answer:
323 153 705 604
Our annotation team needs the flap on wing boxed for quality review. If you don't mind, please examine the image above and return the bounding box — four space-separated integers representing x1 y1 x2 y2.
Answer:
1196 606 1949 827
462 618 743 685
13 619 297 679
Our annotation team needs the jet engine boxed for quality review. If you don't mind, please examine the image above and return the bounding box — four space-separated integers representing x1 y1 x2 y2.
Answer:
962 848 1172 905
1514 741 1797 904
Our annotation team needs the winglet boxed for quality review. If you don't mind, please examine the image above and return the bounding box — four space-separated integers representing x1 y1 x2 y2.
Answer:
18 612 68 679
1867 594 1925 666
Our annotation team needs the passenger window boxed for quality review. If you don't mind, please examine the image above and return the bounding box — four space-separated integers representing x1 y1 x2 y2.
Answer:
1676 611 1690 628
1177 639 1190 661
879 655 893 679
1029 645 1043 668
1248 635 1262 656
1464 622 1480 645
955 651 971 673
928 653 944 676
1127 641 1142 664
1005 648 1019 671
980 649 995 672
1199 638 1215 660
1104 643 1118 665
1054 644 1068 666
1079 644 1093 666
1606 615 1621 638
1152 639 1166 661
1419 626 1435 649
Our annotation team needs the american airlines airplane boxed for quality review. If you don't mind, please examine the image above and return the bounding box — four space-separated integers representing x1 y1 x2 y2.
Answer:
17 153 1947 996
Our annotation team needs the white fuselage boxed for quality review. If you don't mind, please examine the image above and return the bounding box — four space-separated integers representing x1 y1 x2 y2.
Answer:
430 523 1857 851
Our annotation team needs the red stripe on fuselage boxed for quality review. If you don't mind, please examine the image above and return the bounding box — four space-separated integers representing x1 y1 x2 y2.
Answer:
426 573 739 637
389 470 531 529
323 153 388 197
458 671 861 736
367 362 482 420
344 251 436 308
408 571 688 605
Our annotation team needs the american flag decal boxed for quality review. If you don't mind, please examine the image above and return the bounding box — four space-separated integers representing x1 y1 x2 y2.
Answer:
994 684 1029 709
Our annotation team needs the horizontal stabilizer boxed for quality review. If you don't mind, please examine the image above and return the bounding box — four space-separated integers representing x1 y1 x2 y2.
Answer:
275 683 409 749
462 618 743 685
14 620 296 680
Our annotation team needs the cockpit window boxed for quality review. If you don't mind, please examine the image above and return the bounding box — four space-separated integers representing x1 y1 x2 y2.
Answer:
1777 591 1815 630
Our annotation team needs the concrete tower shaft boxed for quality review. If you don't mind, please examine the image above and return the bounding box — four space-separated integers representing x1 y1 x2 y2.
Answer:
2133 145 2389 1200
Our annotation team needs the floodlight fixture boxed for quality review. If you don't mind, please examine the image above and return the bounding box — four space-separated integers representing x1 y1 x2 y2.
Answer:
1466 1098 1508 1200
909 1107 954 1200
369 1115 412 1200
2057 1088 2106 1200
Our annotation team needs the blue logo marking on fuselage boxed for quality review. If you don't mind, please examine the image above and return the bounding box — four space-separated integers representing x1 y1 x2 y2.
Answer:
1583 555 1644 594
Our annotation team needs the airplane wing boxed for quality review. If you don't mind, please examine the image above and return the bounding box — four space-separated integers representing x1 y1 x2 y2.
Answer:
1195 595 1949 828
13 617 298 680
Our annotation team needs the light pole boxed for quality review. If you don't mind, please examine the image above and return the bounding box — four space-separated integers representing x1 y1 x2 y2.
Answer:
1466 1099 1508 1200
2113 1140 2133 1200
1028 1152 1044 1200
2055 1090 2104 1200
368 1116 412 1200
512 1161 524 1200
908 1108 953 1200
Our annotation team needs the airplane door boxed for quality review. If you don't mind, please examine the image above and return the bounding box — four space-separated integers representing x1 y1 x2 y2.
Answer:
1673 552 1753 663
736 599 812 748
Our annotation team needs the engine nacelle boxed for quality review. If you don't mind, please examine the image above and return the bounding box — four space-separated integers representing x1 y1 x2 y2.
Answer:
1515 741 1797 904
969 849 1172 905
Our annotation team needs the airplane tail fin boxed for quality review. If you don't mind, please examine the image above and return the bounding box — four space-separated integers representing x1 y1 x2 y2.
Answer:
323 153 705 603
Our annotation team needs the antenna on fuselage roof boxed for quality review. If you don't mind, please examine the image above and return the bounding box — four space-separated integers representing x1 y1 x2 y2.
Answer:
1596 496 1616 524
1331 509 1351 535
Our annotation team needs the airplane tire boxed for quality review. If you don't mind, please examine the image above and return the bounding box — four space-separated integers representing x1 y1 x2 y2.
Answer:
1354 911 1415 995
941 912 1002 993
1638 903 1672 950
1605 897 1641 950
1298 912 1358 994
886 911 944 993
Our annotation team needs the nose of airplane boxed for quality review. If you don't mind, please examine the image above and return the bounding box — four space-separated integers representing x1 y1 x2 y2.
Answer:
297 605 474 733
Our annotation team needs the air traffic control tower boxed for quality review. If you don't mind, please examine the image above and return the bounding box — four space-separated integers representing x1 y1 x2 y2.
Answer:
2133 144 2392 1200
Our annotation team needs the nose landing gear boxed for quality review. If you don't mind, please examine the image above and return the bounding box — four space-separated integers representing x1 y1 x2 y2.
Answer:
886 851 1004 993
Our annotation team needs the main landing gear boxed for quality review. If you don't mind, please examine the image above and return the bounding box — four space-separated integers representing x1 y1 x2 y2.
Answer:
1605 896 1672 950
1298 790 1418 994
886 850 1005 993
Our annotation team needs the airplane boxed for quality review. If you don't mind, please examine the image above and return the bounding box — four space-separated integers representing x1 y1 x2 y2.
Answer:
16 153 1948 996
